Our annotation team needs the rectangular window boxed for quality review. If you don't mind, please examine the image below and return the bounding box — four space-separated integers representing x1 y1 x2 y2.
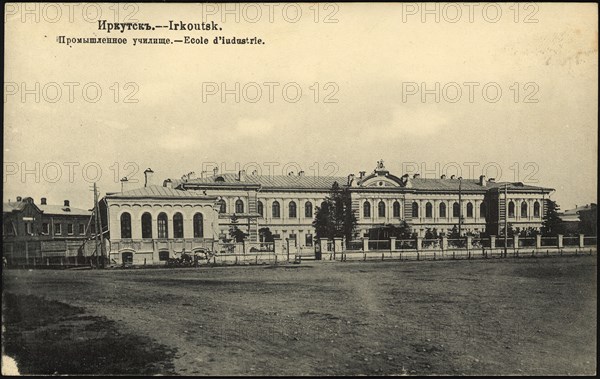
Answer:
9 222 17 236
305 234 313 247
54 223 62 235
79 224 85 235
67 224 74 235
42 223 49 235
26 222 33 235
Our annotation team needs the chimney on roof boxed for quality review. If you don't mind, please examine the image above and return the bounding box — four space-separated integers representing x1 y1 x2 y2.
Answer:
213 167 219 176
144 168 154 188
298 171 305 177
413 173 420 179
16 196 22 202
441 174 446 179
488 178 495 183
41 197 47 205
348 174 355 186
479 175 486 186
238 170 246 182
64 200 70 207
450 175 456 179
164 179 173 189
252 170 258 176
359 171 366 179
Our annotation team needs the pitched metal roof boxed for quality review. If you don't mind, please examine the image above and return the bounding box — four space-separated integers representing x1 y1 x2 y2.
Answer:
38 204 92 216
3 201 27 213
175 174 349 190
173 174 551 193
105 185 216 199
3 199 90 216
410 178 485 191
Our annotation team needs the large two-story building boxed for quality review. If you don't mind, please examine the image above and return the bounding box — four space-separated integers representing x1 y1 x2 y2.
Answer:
102 161 554 265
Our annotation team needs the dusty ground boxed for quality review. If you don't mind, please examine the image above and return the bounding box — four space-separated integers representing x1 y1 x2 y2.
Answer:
2 256 597 375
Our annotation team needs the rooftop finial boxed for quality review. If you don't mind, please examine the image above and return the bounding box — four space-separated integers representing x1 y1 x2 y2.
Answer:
375 159 388 174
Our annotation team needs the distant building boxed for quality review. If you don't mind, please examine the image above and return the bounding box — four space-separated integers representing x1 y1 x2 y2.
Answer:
2 197 93 264
559 203 597 235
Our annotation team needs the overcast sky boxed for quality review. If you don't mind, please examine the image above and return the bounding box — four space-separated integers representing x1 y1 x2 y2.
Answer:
4 3 597 211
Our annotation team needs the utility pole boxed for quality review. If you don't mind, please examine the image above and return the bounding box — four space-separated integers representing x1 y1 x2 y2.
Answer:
92 183 101 268
504 183 509 258
92 183 106 268
458 177 462 237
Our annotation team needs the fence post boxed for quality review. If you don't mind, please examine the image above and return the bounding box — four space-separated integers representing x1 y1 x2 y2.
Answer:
466 236 473 259
416 237 423 252
441 236 448 252
513 235 519 257
363 237 369 252
557 234 563 249
273 237 282 261
319 238 328 261
579 234 585 248
390 237 396 252
490 235 496 250
536 235 542 249
333 237 342 260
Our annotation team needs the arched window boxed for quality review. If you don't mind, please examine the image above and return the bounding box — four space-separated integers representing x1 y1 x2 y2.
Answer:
412 202 419 218
466 202 473 218
521 201 528 218
173 212 184 238
480 202 486 218
425 202 433 218
218 199 226 214
378 201 386 217
141 212 152 239
363 201 371 218
508 201 515 218
289 201 297 218
453 202 460 218
157 213 168 238
120 212 131 239
439 202 447 218
393 201 401 218
272 201 280 218
305 201 313 218
193 213 204 238
235 199 244 214
257 201 264 217
534 201 540 218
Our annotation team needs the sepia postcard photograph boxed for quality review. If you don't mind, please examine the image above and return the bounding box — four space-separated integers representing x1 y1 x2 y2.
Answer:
2 2 598 376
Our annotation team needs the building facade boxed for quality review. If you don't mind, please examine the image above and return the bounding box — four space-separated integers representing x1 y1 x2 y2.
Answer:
100 161 554 265
168 160 553 243
2 197 93 263
101 185 221 265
